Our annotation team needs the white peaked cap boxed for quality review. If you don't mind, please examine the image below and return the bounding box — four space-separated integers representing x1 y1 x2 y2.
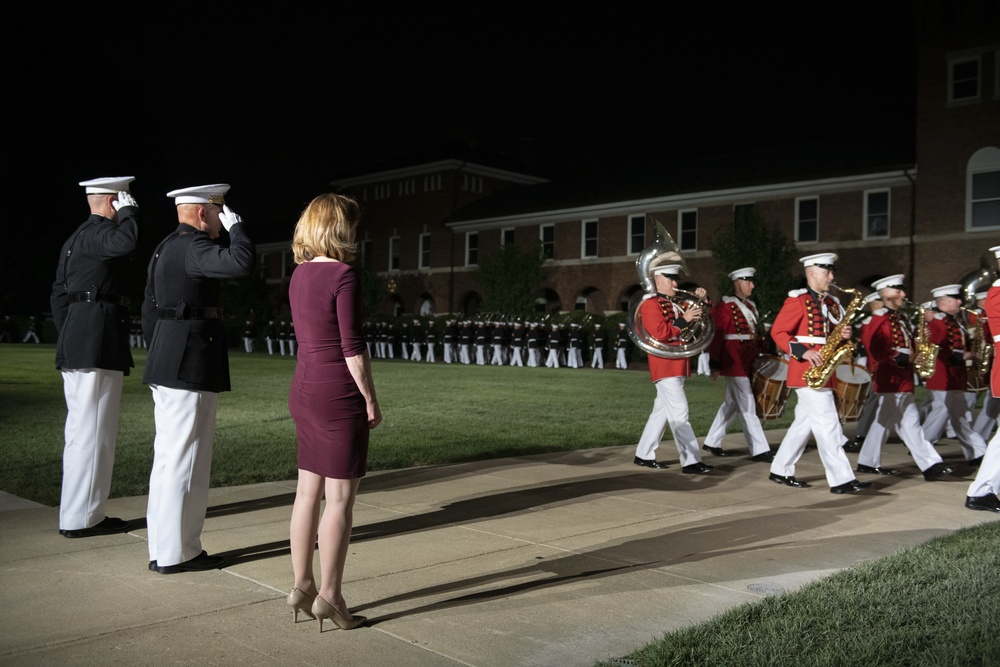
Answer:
729 267 756 280
872 274 905 291
800 252 838 267
651 264 682 276
931 284 962 299
864 292 880 304
79 176 135 194
167 183 230 205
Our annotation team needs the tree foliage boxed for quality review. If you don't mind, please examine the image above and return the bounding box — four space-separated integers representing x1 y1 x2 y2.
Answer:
710 205 798 324
474 242 545 318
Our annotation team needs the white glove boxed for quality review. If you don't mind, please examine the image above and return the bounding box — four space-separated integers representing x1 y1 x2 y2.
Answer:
219 204 243 232
112 191 138 211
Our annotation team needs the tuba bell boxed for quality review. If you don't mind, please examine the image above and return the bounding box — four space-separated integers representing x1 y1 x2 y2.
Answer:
625 219 714 359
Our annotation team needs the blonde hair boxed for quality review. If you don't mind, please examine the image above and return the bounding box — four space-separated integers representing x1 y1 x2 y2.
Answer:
291 193 361 264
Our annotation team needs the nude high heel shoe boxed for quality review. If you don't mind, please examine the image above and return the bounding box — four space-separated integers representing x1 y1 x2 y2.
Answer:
287 588 317 623
312 595 366 632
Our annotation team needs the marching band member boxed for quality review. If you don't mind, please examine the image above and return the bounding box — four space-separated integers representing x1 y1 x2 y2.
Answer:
702 267 773 462
972 290 999 440
856 275 955 480
845 291 883 452
767 253 871 493
920 284 988 465
633 261 713 474
966 245 1000 512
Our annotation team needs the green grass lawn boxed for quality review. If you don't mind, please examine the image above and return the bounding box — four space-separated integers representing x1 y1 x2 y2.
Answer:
0 343 798 506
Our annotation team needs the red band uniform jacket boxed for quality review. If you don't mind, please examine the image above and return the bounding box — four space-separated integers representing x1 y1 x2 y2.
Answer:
925 311 968 391
769 288 843 389
640 294 693 382
141 223 256 393
708 295 759 377
986 283 1000 398
866 308 916 393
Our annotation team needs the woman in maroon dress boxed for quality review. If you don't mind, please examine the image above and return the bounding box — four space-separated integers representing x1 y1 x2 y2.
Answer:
286 193 382 631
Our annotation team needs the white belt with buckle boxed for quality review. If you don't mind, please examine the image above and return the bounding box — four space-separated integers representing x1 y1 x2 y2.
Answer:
724 334 752 341
796 336 826 344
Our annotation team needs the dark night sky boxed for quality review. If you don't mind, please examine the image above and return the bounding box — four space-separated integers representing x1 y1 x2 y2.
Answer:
3 4 916 315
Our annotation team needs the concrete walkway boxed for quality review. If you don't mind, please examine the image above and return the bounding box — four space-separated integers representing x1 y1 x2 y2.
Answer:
1 432 996 666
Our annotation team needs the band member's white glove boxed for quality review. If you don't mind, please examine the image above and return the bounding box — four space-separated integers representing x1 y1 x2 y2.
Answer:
113 191 138 210
220 205 243 231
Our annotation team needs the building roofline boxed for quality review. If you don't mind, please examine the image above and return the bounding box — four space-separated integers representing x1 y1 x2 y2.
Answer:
446 167 916 231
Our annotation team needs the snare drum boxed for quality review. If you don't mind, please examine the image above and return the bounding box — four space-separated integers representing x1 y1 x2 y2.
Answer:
751 355 790 420
832 363 872 422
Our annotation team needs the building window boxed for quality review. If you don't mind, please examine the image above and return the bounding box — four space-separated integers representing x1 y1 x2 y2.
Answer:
502 227 515 246
462 174 484 193
397 179 415 196
360 238 372 268
581 220 598 258
540 224 555 260
423 174 442 191
466 232 478 266
796 197 819 243
628 214 645 254
864 190 890 239
968 146 1000 230
949 56 980 103
419 233 431 269
678 210 697 251
388 236 400 271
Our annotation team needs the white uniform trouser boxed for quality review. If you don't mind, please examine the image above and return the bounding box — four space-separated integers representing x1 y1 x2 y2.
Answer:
968 428 1000 498
411 343 422 361
616 349 627 369
922 389 987 461
527 348 538 367
443 343 453 364
567 347 579 368
545 348 560 368
859 392 944 471
591 350 604 369
425 344 435 363
243 337 253 353
491 344 503 365
147 385 218 567
510 348 523 367
266 338 274 354
702 376 770 456
771 387 855 488
575 349 583 367
59 369 124 530
635 377 702 466
459 345 470 364
974 394 1000 440
697 352 711 376
476 345 486 365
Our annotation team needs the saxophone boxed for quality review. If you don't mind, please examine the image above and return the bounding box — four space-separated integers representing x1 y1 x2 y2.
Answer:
964 307 991 390
803 284 862 389
912 304 938 380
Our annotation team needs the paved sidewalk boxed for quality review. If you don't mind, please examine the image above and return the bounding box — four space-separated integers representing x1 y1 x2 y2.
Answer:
1 432 996 666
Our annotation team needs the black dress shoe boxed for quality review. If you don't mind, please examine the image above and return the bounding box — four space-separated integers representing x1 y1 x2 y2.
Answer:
682 462 714 474
59 516 130 538
965 493 1000 512
154 551 224 574
830 479 874 494
922 462 955 481
148 561 157 571
634 456 669 469
856 464 895 475
843 436 863 453
702 445 729 457
750 451 775 463
968 456 984 469
769 473 810 488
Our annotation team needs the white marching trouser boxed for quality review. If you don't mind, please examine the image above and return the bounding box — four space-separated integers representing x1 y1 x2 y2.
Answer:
854 390 879 437
973 394 1000 440
616 349 627 369
425 343 435 363
591 349 604 369
921 389 988 461
475 345 486 365
443 343 453 363
243 337 253 353
634 377 702 466
702 376 770 456
491 344 504 365
411 343 422 361
545 348 560 368
967 427 1000 498
59 368 124 530
527 348 538 367
147 385 219 567
510 348 524 367
859 392 945 471
770 387 856 488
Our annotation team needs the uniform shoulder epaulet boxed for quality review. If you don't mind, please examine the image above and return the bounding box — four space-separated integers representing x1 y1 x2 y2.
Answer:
860 315 873 325
993 279 1000 287
933 311 948 320
788 289 808 297
721 295 737 304
872 307 888 316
